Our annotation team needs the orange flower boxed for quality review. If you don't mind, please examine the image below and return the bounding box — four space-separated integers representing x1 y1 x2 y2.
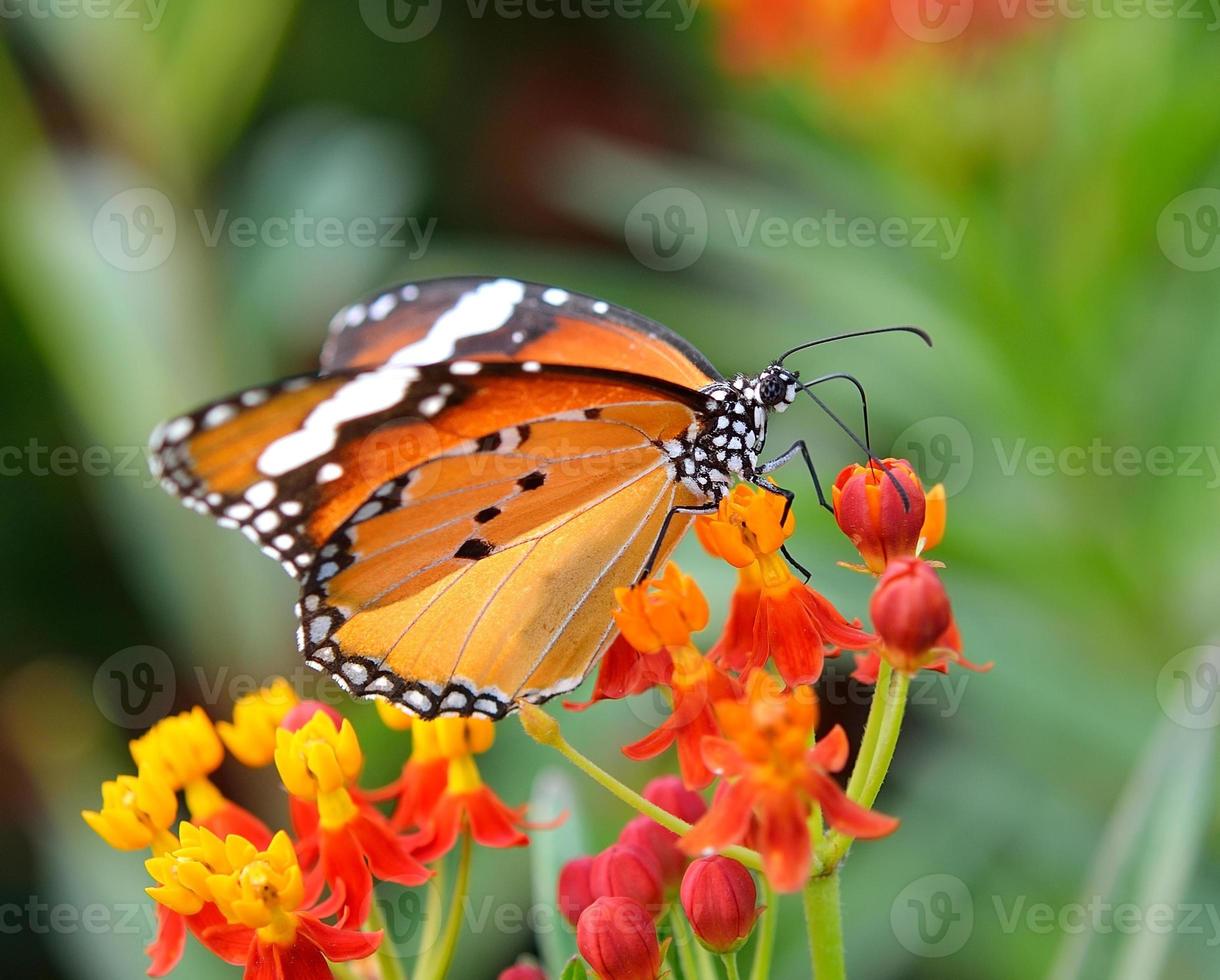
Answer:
613 563 708 653
565 634 673 712
622 646 740 790
832 459 926 574
698 485 875 685
681 672 897 892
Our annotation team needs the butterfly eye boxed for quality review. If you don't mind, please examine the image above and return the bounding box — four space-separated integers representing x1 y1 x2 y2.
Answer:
758 375 788 407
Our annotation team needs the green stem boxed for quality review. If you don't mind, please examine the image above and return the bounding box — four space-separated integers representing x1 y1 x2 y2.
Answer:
803 869 846 980
817 669 911 871
412 857 447 980
844 659 892 800
426 833 473 980
546 732 764 874
747 881 777 980
668 906 704 980
723 951 742 980
365 893 407 980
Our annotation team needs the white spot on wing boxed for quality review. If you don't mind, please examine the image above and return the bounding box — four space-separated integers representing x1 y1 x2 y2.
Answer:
387 279 525 367
256 367 419 476
541 287 569 306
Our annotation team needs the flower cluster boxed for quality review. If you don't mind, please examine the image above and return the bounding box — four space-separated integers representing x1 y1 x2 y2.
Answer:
84 682 539 978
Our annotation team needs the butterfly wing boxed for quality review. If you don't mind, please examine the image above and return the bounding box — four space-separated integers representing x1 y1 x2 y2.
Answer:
151 361 707 578
319 276 719 390
298 404 706 719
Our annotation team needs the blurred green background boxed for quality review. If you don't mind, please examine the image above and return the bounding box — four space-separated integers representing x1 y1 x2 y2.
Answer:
1 1 1218 977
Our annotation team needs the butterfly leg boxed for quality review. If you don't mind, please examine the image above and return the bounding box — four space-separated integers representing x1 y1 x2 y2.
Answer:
635 503 719 584
755 440 832 516
751 478 815 583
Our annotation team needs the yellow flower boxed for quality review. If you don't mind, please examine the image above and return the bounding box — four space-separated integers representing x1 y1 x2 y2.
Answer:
145 822 231 915
375 699 414 732
273 712 362 829
613 562 709 653
130 707 223 790
217 678 299 767
432 717 495 758
82 773 178 853
206 831 305 947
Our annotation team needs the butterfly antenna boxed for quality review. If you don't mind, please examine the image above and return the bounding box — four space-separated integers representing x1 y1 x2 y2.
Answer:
798 383 911 510
803 372 871 454
778 325 932 365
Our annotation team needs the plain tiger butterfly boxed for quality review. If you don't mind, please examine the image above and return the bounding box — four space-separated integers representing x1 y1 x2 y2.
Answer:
150 277 925 720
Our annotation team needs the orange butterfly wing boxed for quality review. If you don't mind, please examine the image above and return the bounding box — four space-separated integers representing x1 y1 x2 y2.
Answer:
299 406 704 718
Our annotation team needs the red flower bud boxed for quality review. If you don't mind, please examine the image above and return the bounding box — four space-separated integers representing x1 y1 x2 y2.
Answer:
279 700 342 732
832 459 926 574
619 816 684 889
590 843 664 916
499 963 547 980
557 855 596 928
870 557 953 672
679 856 762 954
642 776 707 825
577 897 663 980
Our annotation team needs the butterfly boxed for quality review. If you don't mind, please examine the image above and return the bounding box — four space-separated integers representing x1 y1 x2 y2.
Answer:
150 276 912 721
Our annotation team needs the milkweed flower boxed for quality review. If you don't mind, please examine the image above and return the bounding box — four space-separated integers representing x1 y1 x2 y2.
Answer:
589 842 665 917
833 460 947 574
577 897 665 980
411 717 539 861
145 825 381 980
697 485 875 685
82 773 179 854
564 635 673 712
681 671 898 892
217 678 299 767
680 856 762 954
832 459 926 574
372 705 450 832
558 855 597 927
870 557 962 674
276 707 429 924
613 567 739 788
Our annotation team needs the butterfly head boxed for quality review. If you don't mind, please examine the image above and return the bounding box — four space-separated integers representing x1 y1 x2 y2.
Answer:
755 365 799 413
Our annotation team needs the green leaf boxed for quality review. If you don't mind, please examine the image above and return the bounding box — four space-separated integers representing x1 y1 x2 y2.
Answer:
559 957 591 980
